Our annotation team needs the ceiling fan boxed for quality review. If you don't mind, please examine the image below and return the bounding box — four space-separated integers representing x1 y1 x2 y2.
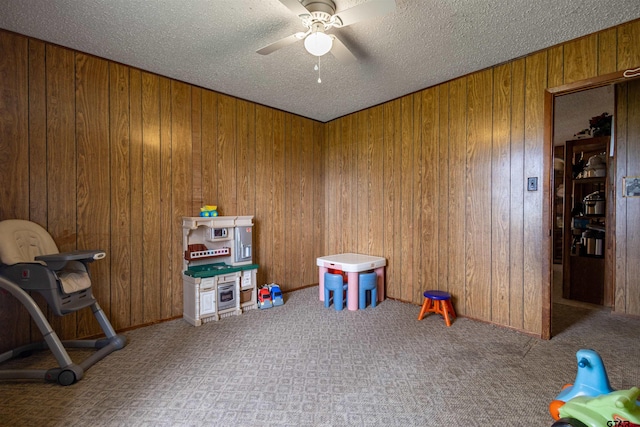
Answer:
257 0 396 64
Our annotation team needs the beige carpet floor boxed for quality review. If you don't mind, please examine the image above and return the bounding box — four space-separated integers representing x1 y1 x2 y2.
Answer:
1 286 639 426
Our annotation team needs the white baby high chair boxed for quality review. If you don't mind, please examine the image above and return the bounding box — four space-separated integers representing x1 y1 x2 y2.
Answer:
0 219 126 385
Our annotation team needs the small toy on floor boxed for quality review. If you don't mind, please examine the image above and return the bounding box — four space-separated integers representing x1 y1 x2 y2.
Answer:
258 283 284 309
549 349 640 427
268 283 284 306
258 285 273 309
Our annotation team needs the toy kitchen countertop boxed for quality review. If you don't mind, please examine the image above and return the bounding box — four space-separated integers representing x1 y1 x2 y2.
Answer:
184 262 260 278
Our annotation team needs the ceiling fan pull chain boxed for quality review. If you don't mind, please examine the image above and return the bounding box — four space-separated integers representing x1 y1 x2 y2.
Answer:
317 56 322 83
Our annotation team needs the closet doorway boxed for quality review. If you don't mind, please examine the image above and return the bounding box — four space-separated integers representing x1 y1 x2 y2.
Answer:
545 71 640 339
552 86 614 313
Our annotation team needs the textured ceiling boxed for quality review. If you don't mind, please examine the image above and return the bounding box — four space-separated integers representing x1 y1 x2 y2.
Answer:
0 0 639 122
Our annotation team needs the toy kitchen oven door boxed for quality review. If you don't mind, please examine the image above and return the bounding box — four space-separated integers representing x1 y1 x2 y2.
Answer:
234 224 253 264
217 280 237 311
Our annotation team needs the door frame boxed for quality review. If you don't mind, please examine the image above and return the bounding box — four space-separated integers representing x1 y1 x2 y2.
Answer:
542 69 640 339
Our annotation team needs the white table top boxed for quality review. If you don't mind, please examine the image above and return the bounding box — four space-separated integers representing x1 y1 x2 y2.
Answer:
316 253 386 272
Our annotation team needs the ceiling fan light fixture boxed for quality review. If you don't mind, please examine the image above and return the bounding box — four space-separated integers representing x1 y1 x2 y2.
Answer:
304 30 332 56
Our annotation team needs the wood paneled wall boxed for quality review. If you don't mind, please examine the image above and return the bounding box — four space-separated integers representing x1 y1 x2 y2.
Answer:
323 19 640 335
1 19 639 351
615 79 640 315
0 31 324 351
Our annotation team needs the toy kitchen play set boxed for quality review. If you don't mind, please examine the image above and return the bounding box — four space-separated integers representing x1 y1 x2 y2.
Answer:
182 215 259 326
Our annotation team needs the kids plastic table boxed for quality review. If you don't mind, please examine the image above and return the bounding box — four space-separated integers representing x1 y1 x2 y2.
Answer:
316 253 386 311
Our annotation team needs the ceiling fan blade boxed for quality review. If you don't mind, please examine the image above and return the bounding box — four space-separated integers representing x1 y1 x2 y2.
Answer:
278 0 311 17
333 0 396 27
330 36 357 64
257 33 305 55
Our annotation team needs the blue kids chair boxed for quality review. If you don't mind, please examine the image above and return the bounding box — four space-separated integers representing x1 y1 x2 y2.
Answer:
358 271 378 309
324 272 348 311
